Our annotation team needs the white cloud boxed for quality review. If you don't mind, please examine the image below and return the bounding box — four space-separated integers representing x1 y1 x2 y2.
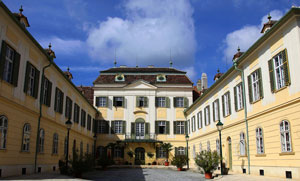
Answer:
40 37 85 55
222 10 283 62
182 66 197 81
86 0 196 67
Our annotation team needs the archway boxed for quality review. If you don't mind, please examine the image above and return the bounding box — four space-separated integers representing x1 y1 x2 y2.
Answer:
135 147 145 165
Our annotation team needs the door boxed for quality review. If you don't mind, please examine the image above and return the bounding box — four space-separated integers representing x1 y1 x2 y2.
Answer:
227 137 232 170
136 122 145 139
135 147 145 165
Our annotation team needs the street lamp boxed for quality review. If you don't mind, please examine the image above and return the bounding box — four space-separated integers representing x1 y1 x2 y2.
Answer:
185 134 189 169
216 120 223 175
93 135 97 159
65 119 72 169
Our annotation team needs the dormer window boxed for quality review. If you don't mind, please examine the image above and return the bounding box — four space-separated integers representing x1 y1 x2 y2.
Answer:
156 74 166 82
115 74 125 82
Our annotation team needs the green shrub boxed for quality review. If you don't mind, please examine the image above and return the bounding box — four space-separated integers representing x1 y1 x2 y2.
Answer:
171 155 188 169
97 156 114 169
194 150 220 174
161 143 173 162
70 151 94 177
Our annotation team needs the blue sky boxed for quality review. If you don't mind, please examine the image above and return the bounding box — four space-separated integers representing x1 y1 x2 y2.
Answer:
4 0 300 87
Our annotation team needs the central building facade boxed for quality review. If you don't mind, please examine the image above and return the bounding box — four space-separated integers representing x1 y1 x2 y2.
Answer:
93 67 193 165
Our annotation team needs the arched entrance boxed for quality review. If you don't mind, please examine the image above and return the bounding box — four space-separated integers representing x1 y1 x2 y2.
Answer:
135 147 145 165
227 137 232 170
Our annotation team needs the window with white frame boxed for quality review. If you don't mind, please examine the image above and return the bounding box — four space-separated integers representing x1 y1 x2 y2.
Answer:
98 120 108 134
273 52 285 89
204 106 210 125
175 121 185 134
96 97 107 107
207 141 211 151
52 133 58 154
73 103 80 123
157 97 166 107
113 97 124 107
175 97 184 107
177 147 185 155
199 143 202 153
193 145 196 159
138 97 147 107
38 129 45 153
222 92 231 117
27 65 36 97
0 116 8 149
3 46 14 83
113 121 123 134
248 69 263 103
22 124 31 152
197 111 202 129
157 147 166 158
216 139 220 154
280 120 292 152
157 121 166 134
256 128 264 154
234 83 244 111
192 116 196 132
42 77 52 107
213 99 220 122
65 97 72 119
240 132 246 156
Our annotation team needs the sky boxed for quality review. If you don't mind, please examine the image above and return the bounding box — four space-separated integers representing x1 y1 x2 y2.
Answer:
4 0 300 87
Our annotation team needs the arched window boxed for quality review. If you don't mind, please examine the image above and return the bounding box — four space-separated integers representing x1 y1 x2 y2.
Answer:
216 139 220 154
280 120 292 152
22 124 31 152
80 141 83 157
256 128 264 154
52 133 58 154
38 129 45 153
240 132 246 156
0 116 8 149
192 145 196 158
207 141 211 151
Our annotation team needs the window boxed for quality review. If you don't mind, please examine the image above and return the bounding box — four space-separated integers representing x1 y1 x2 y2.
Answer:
0 116 8 149
216 139 220 154
42 76 52 107
136 96 148 107
187 119 191 134
176 147 186 156
24 62 40 98
156 97 166 107
240 132 246 156
174 121 185 134
193 145 196 159
98 120 109 134
73 104 80 123
207 141 211 151
81 110 86 127
157 74 166 82
197 111 202 129
112 120 124 134
155 121 169 134
157 147 166 158
52 133 58 154
234 83 244 111
280 120 292 152
114 147 123 158
22 124 31 152
38 129 45 153
80 141 83 157
269 49 290 92
54 88 64 114
204 106 210 125
0 41 20 86
96 97 107 107
199 143 202 153
65 97 73 119
222 92 231 117
213 99 220 122
113 97 124 107
248 68 263 103
174 97 184 107
256 128 264 154
115 74 125 81
87 115 92 131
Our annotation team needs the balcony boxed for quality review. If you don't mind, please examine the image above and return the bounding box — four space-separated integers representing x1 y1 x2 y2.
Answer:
123 133 162 143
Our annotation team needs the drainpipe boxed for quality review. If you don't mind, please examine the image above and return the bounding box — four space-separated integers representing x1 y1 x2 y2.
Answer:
233 60 250 174
34 58 52 173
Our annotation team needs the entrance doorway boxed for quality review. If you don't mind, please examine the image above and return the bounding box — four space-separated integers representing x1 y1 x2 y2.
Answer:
136 122 145 139
135 147 145 165
227 137 232 170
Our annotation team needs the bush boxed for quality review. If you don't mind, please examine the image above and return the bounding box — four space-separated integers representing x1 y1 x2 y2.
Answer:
70 152 94 177
58 159 68 175
97 156 114 169
171 155 188 169
194 150 220 174
147 152 154 158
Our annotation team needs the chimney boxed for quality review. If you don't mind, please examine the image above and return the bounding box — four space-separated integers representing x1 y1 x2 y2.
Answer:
201 73 208 90
196 79 202 91
44 43 56 59
13 5 30 28
63 67 73 80
233 47 243 61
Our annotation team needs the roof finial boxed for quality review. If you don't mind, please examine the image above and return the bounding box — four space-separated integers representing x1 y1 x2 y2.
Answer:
67 67 70 72
268 13 272 22
217 68 220 73
114 48 117 67
19 5 23 14
237 46 240 52
169 49 173 67
48 43 52 50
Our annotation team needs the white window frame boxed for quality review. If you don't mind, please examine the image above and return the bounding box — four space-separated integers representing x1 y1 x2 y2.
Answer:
98 120 107 134
0 116 8 149
52 133 58 154
192 116 196 132
3 46 14 83
38 129 45 153
22 124 31 152
114 121 123 134
114 147 122 158
158 121 166 134
223 93 230 117
175 97 184 108
213 99 219 121
204 106 210 125
42 78 49 105
176 121 185 134
193 145 196 159
207 141 211 151
158 147 166 158
138 97 146 107
216 139 220 154
273 53 285 90
157 97 166 107
98 97 107 107
251 71 260 102
199 143 202 152
256 128 264 154
280 120 292 152
240 132 246 156
235 83 243 110
197 111 202 129
27 66 36 96
178 147 185 155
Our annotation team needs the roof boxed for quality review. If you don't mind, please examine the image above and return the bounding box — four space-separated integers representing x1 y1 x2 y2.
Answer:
261 20 278 33
233 51 244 60
100 67 186 74
93 74 193 85
77 86 94 105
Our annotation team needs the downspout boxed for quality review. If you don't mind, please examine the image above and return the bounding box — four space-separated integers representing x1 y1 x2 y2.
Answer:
34 58 52 173
233 60 250 174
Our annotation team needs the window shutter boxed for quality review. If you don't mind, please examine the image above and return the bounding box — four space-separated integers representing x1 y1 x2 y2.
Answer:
65 97 68 118
23 61 31 93
247 75 253 103
212 103 215 121
184 121 187 134
33 68 40 99
258 68 264 99
175 147 178 156
105 121 109 134
60 91 64 114
155 121 159 134
122 121 126 134
208 107 211 125
282 49 290 86
122 97 125 108
173 121 177 134
111 121 115 134
145 123 150 134
69 99 73 119
105 97 109 107
234 86 237 111
12 51 20 86
0 41 7 80
156 147 159 158
166 97 170 108
173 97 177 107
46 80 52 107
166 121 170 134
131 123 135 134
96 97 100 107
144 97 148 107
184 97 189 108
155 97 158 107
136 96 139 107
268 59 275 93
228 93 231 114
54 88 58 111
121 147 124 158
113 97 116 107
222 95 225 117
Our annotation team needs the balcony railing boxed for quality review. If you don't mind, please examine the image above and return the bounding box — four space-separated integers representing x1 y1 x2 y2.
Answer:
125 133 157 140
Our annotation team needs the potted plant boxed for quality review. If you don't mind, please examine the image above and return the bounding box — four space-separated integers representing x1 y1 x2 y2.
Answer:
147 152 154 158
161 143 173 166
195 150 220 179
152 161 157 165
171 155 188 171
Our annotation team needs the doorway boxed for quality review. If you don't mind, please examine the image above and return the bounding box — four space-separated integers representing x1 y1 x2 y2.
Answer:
227 137 232 170
136 122 145 139
135 147 145 165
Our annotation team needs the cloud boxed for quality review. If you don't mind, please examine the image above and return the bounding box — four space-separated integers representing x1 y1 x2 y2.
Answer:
86 0 196 67
60 66 105 72
40 37 85 55
182 66 197 81
222 10 283 62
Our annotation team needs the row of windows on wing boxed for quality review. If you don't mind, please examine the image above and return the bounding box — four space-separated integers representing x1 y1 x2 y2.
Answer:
189 120 292 157
95 96 189 108
114 74 167 82
96 120 186 135
0 41 94 130
188 49 290 128
0 116 93 155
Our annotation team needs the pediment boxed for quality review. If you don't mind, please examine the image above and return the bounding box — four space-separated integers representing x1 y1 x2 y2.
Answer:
124 80 157 90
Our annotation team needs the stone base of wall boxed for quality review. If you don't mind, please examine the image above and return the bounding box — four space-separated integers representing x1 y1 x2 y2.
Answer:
0 164 58 178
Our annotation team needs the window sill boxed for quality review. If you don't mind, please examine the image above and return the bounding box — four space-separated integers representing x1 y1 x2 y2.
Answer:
251 98 262 104
0 148 7 152
223 114 231 118
239 155 247 157
255 154 266 157
279 152 295 156
273 85 288 93
236 108 244 112
20 151 30 153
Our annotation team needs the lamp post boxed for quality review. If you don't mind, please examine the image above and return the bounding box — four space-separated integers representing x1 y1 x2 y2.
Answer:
216 120 224 175
185 134 189 169
65 119 72 169
93 135 97 159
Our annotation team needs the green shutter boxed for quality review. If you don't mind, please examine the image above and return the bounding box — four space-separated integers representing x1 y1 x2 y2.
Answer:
258 68 264 99
23 61 30 93
155 97 158 107
247 75 253 103
65 97 68 118
136 96 139 107
122 97 125 108
122 121 126 134
175 147 178 156
173 97 176 107
166 121 170 134
228 92 231 114
155 121 159 134
268 59 275 93
54 88 58 111
156 147 159 158
111 121 115 134
69 99 73 119
113 97 116 107
60 91 64 114
282 49 290 86
166 97 170 108
131 123 135 134
173 121 177 134
184 121 187 134
0 41 7 80
234 86 237 111
105 97 109 107
212 102 215 122
145 123 149 134
208 107 210 124
95 97 99 107
105 121 109 134
47 80 52 107
222 95 225 117
184 97 189 108
144 97 148 107
33 68 40 99
12 51 20 86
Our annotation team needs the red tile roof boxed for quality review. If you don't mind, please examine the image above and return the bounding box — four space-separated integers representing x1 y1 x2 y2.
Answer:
101 67 186 74
77 86 94 105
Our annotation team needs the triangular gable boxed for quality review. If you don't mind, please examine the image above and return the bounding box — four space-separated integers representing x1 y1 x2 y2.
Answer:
123 80 157 89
